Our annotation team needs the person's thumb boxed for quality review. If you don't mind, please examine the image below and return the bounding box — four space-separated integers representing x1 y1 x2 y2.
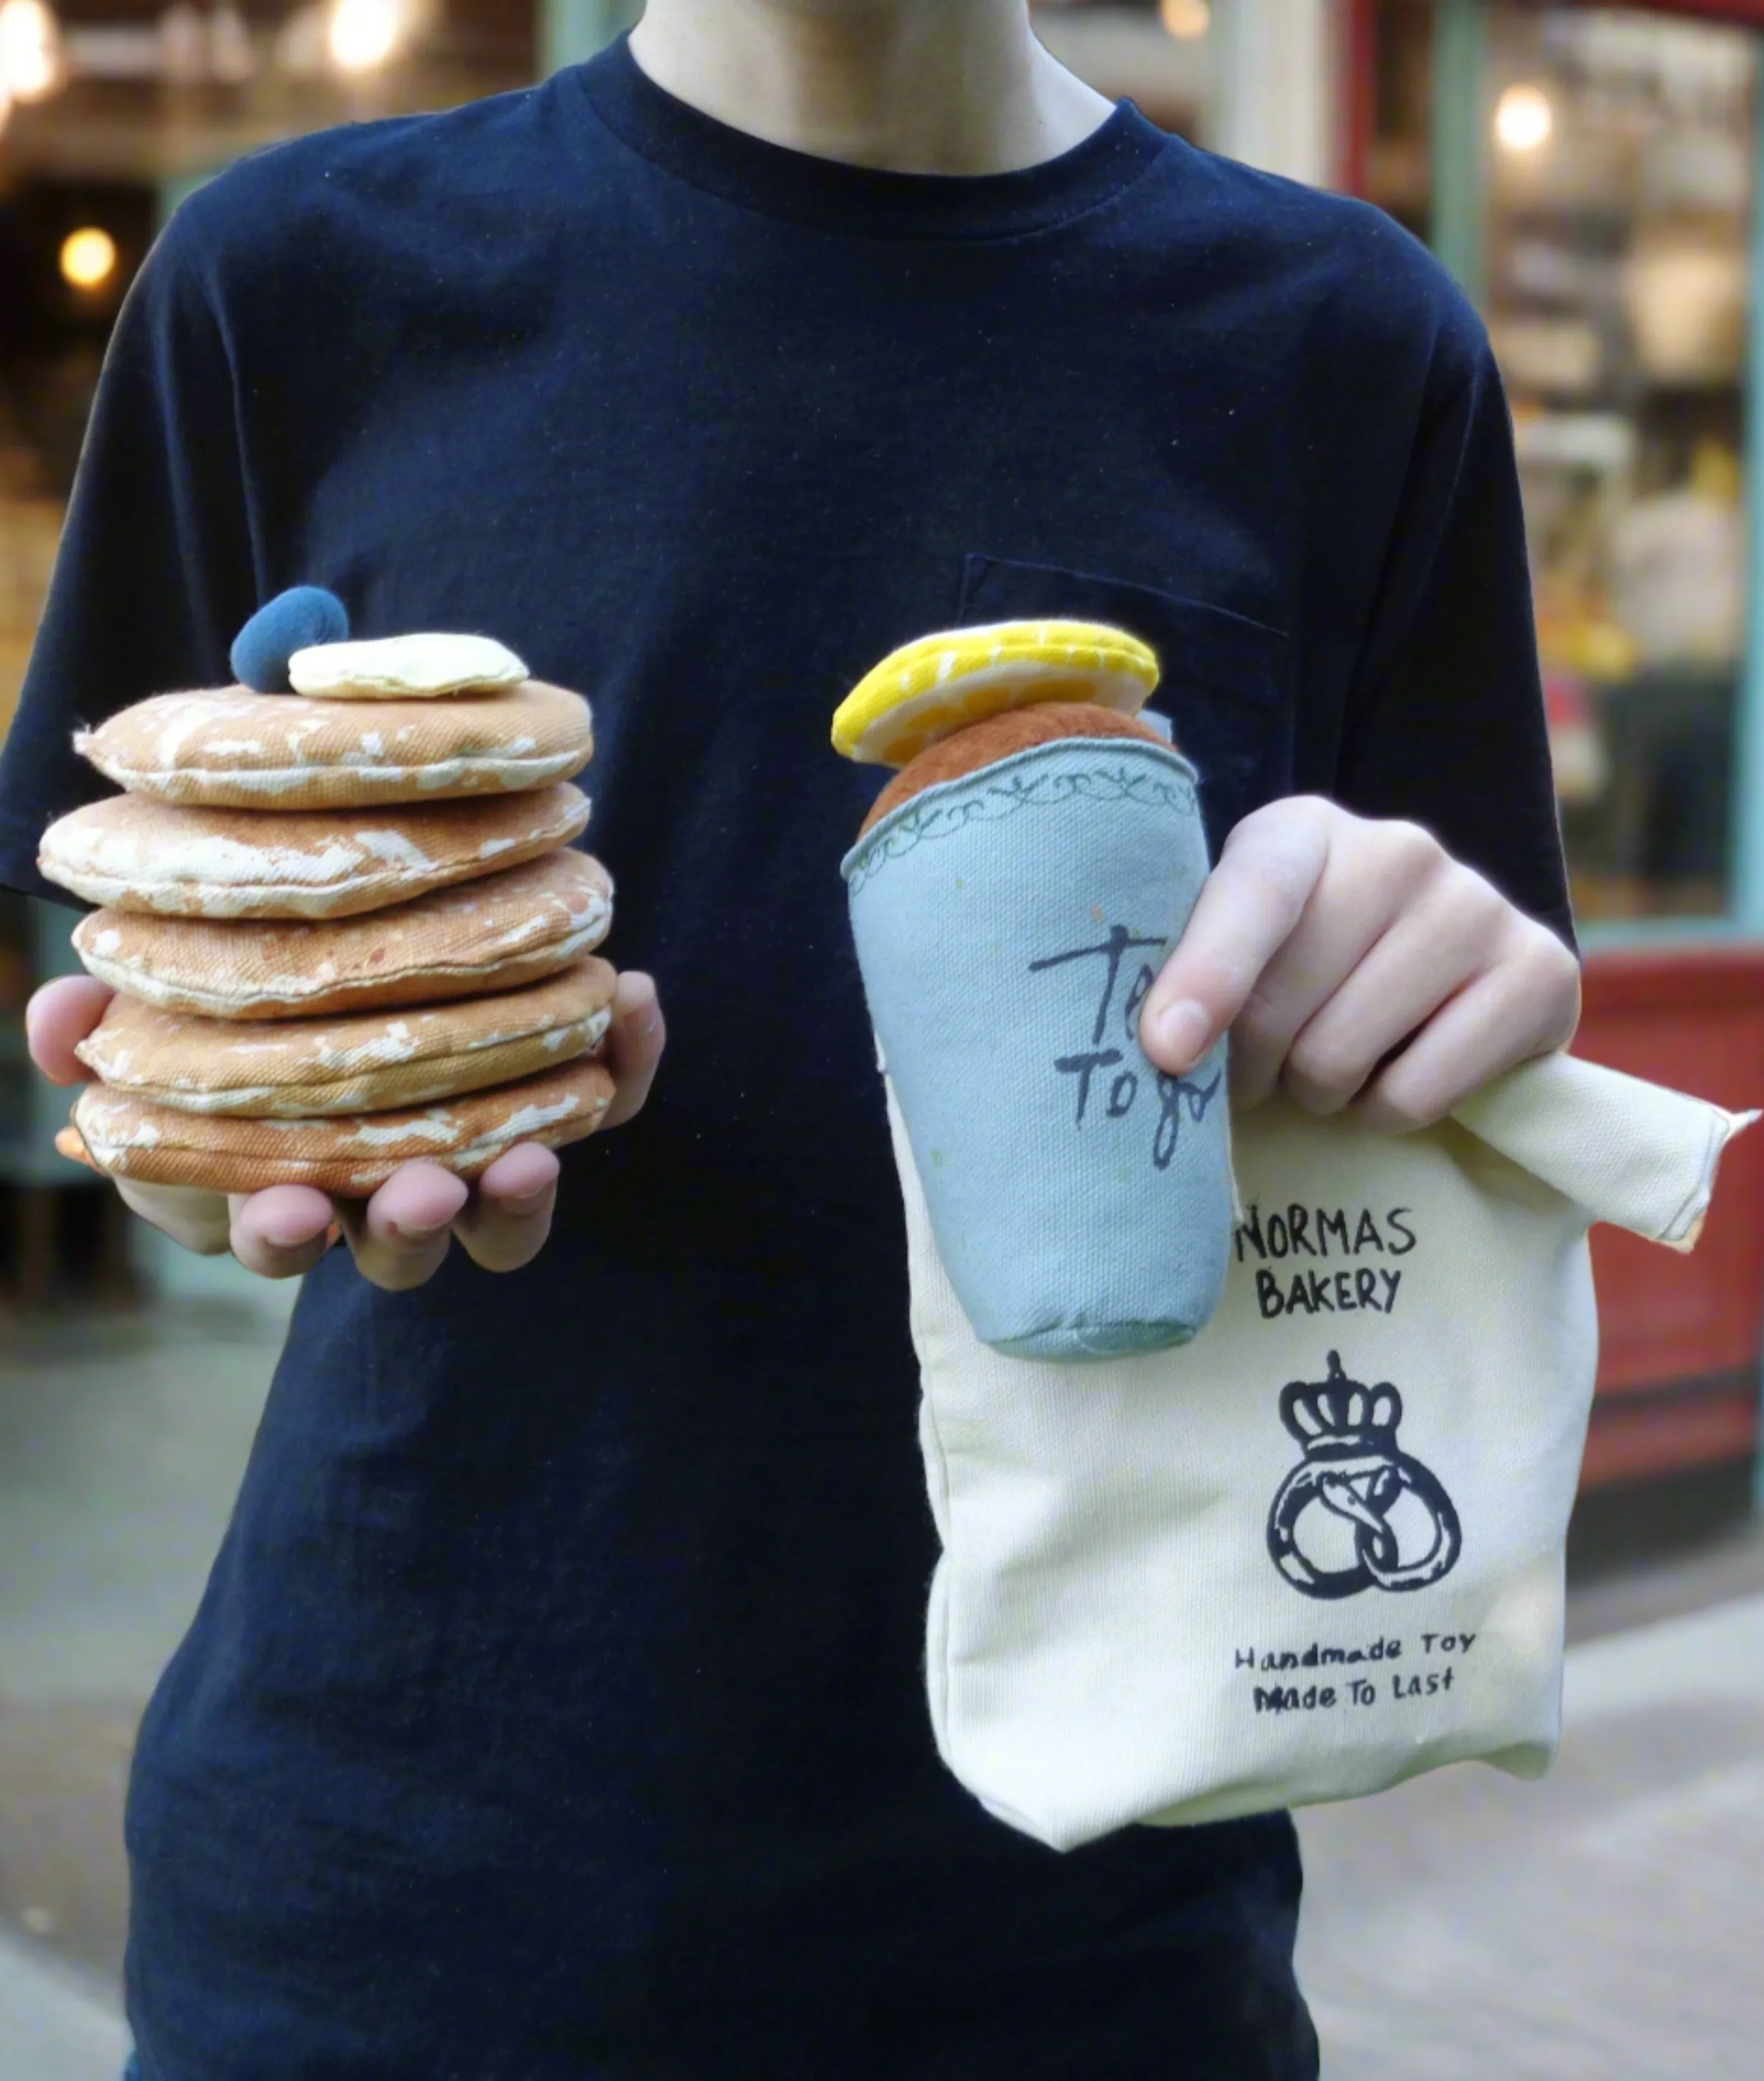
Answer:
599 972 665 1132
25 974 116 1085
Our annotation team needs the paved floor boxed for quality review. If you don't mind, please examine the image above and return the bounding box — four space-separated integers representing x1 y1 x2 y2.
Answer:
2 1269 1762 2079
0 1269 291 2072
0 1939 125 2081
1297 1594 1764 2080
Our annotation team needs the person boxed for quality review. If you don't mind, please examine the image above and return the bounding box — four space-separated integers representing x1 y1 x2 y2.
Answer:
3 2 1580 2073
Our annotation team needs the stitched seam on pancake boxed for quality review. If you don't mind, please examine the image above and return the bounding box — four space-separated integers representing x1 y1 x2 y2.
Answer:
88 753 588 794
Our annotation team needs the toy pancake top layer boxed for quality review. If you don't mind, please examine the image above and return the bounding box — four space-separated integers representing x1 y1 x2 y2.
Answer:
72 679 592 809
289 632 529 700
832 619 1160 768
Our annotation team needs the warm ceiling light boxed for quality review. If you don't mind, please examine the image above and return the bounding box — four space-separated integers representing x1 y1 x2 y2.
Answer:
329 0 400 73
1160 0 1211 37
1495 83 1554 154
60 226 118 291
0 0 65 102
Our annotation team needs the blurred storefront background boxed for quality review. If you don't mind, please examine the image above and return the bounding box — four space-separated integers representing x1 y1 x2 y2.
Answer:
1345 0 1764 1523
1 0 1762 1525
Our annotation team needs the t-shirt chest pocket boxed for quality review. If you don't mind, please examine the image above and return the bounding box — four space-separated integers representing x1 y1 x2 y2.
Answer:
956 555 1293 858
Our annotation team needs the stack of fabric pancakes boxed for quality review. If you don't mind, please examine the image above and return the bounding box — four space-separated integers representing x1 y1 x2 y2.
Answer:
37 627 619 1196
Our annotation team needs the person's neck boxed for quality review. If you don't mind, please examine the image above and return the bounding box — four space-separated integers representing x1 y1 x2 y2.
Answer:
626 0 1115 175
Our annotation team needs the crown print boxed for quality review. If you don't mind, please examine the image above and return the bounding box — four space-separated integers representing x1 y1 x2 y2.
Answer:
1279 1352 1404 1457
1267 1350 1462 1599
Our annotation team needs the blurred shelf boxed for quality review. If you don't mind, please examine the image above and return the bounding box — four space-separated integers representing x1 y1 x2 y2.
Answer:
0 62 535 184
1514 410 1637 471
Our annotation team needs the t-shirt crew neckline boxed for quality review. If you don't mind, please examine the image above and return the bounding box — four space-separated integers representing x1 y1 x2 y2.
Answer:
573 34 1172 240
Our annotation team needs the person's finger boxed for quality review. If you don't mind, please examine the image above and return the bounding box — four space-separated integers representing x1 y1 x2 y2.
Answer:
599 970 665 1132
25 974 116 1084
1355 924 1582 1132
453 1142 560 1273
1139 799 1332 1078
1223 824 1442 1109
113 1178 235 1256
227 1184 339 1279
1277 864 1509 1117
334 1162 469 1292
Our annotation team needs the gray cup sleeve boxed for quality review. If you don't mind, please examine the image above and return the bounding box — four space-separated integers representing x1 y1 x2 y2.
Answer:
843 738 1234 1361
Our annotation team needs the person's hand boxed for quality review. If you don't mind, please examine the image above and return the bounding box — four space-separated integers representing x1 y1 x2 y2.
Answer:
1139 797 1580 1131
26 970 665 1290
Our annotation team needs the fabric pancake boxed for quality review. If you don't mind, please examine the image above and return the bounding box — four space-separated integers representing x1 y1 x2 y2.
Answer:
64 1055 616 1195
860 704 1170 836
72 680 592 808
39 784 589 919
72 849 613 1020
77 960 616 1117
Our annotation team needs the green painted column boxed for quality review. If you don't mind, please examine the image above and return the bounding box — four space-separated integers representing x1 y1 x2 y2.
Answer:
1429 0 1489 304
542 0 642 77
156 169 219 231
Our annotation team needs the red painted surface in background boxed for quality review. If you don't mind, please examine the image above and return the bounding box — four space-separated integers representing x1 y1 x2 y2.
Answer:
1585 0 1764 23
1575 947 1764 1487
1339 0 1376 198
1333 1 1764 1480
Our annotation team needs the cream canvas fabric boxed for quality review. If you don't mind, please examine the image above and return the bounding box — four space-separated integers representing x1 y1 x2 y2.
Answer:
882 1049 1754 1853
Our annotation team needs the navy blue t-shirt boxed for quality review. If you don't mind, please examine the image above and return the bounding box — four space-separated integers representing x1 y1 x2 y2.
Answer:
0 39 1569 2080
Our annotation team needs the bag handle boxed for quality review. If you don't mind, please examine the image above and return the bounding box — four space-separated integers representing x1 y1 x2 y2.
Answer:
1450 1051 1756 1249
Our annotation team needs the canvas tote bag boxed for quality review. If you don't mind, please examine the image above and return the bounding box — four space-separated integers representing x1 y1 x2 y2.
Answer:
881 1048 1755 1852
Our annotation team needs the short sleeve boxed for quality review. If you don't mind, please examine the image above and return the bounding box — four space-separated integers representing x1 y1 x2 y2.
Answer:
0 206 257 903
1334 328 1575 950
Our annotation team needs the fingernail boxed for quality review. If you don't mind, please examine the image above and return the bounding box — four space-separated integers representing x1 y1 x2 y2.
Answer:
1153 1000 1213 1071
262 1223 319 1251
389 1218 452 1244
502 1188 552 1218
623 1003 659 1038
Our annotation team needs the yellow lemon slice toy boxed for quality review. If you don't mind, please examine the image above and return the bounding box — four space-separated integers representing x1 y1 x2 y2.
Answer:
832 619 1160 767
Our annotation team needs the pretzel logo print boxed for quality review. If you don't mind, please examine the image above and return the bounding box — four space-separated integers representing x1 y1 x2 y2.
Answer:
1266 1352 1461 1601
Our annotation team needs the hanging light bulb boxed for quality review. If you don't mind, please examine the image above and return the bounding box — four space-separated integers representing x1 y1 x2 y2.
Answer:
329 0 401 72
1159 0 1212 39
210 1 257 85
0 0 66 103
61 226 118 291
1494 83 1554 155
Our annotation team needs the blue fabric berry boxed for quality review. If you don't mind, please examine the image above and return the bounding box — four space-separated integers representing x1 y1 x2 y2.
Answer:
230 586 349 692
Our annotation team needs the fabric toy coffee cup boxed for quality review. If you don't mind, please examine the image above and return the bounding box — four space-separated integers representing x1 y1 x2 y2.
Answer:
834 621 1232 1361
44 590 623 1194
